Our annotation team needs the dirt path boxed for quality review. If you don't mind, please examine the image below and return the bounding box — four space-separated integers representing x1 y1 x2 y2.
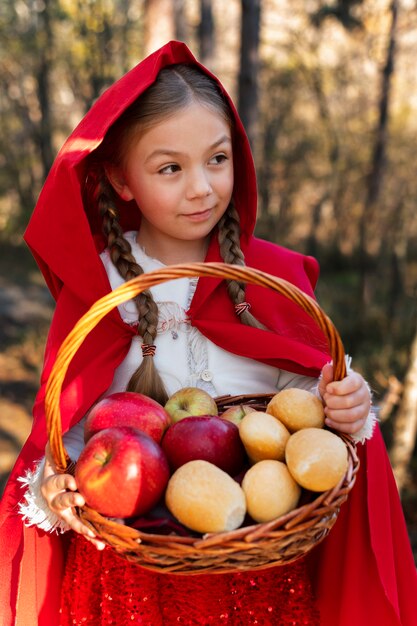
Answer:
0 268 53 493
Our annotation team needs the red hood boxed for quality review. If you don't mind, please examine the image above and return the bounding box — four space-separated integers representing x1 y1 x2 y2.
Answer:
24 41 257 303
23 40 331 381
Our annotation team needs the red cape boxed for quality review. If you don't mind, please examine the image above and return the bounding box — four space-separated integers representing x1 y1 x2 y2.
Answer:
0 41 416 625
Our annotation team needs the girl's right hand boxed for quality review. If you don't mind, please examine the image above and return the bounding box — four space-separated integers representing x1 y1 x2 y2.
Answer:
41 443 106 550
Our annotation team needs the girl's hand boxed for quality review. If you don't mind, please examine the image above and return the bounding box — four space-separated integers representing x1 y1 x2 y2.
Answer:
318 363 371 435
41 443 106 550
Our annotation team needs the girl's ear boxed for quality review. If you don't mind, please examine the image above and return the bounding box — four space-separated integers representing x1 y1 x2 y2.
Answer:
105 165 134 201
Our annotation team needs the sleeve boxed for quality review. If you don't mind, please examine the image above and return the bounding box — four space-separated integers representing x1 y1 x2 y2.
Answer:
17 419 86 533
276 370 318 392
18 458 71 533
62 417 86 461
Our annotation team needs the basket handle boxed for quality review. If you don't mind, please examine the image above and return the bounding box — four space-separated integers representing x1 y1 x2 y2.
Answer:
45 262 346 472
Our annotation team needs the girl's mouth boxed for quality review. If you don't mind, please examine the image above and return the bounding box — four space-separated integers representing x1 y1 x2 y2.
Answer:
184 208 213 221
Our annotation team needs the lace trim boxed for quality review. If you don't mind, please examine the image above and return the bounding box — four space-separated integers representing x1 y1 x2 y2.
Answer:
18 458 70 534
183 326 215 394
351 405 378 443
157 301 191 334
187 276 198 306
185 278 217 394
121 301 191 335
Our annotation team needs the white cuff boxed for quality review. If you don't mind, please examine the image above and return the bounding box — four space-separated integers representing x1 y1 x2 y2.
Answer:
18 458 71 534
349 404 378 443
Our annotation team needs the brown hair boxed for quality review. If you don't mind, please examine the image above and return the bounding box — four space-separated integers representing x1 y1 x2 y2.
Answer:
86 64 263 404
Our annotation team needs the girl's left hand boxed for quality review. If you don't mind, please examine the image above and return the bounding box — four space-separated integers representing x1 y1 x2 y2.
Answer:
318 363 371 435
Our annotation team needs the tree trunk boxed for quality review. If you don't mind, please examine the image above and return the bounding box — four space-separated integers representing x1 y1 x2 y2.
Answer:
238 0 262 153
119 0 135 74
258 115 280 217
198 0 215 66
143 0 175 55
36 0 55 180
390 325 417 493
173 0 187 42
358 0 398 306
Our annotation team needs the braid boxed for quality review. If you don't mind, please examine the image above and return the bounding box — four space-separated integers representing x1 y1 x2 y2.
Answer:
218 204 266 330
94 171 169 404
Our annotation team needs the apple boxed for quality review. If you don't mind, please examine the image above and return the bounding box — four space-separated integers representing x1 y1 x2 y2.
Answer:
75 426 170 518
84 391 171 444
164 387 218 423
220 404 254 426
161 415 246 476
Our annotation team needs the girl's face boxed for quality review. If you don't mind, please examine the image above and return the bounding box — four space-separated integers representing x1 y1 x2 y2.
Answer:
109 101 234 263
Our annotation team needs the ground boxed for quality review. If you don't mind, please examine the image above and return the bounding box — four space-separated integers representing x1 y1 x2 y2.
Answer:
0 243 53 494
0 241 416 565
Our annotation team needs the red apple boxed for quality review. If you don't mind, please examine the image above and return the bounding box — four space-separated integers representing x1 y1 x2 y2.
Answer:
75 426 170 518
84 391 171 444
161 415 246 476
164 387 218 423
221 404 254 426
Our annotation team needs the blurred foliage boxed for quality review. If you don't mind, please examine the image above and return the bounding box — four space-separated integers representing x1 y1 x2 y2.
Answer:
0 0 144 231
310 0 364 30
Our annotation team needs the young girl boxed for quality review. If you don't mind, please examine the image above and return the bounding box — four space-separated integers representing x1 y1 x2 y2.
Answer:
0 41 416 626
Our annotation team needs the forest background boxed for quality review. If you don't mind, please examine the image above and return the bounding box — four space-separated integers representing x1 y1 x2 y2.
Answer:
0 0 416 562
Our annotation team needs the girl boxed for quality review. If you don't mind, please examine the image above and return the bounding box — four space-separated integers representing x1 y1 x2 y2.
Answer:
0 41 416 625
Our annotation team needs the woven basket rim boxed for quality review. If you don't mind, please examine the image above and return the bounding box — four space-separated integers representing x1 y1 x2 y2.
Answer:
43 262 357 573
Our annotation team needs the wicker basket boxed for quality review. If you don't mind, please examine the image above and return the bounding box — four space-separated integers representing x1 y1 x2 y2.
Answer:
45 262 359 574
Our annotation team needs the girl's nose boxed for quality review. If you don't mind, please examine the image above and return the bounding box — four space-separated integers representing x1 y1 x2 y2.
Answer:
186 168 212 199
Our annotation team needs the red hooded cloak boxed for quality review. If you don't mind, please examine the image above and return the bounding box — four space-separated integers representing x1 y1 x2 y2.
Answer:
0 41 416 625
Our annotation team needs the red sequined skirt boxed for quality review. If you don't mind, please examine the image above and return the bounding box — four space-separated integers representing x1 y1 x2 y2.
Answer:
60 533 320 625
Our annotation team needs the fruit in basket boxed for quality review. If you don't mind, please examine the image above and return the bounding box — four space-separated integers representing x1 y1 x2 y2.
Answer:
161 415 246 476
165 460 246 533
164 387 218 423
220 404 254 426
238 411 290 463
266 388 325 432
285 428 348 492
241 460 301 523
84 391 171 444
75 426 170 518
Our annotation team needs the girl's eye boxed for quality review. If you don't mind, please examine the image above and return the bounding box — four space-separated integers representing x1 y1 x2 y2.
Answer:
159 163 181 175
209 153 228 165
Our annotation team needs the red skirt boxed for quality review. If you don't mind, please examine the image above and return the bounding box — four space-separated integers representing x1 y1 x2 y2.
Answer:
60 533 320 625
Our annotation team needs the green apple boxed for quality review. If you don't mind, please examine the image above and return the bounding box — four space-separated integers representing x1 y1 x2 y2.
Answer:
164 386 218 423
220 404 254 426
